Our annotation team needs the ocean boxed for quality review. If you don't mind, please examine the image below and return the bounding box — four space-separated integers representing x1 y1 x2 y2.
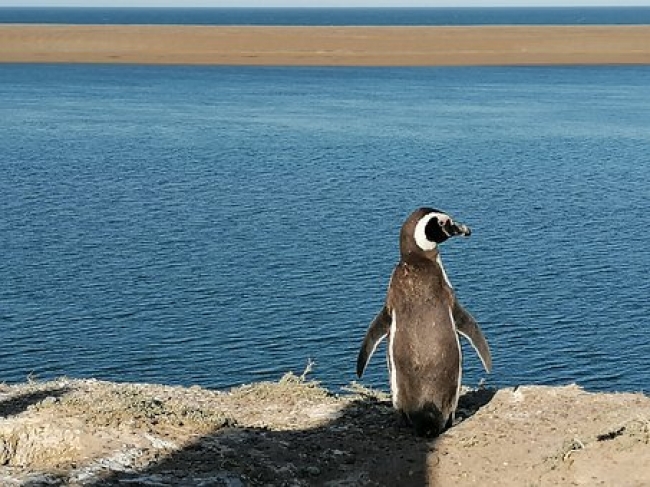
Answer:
1 63 649 394
2 6 650 26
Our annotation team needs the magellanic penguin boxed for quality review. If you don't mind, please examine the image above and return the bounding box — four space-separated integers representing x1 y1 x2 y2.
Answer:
356 207 492 437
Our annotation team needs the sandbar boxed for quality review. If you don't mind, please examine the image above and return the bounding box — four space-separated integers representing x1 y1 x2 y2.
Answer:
1 24 649 66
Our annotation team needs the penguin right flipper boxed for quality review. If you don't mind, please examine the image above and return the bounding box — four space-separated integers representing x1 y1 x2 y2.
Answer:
453 300 492 373
356 306 391 378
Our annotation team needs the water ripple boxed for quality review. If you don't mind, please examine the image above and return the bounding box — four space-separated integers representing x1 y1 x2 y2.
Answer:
1 65 649 393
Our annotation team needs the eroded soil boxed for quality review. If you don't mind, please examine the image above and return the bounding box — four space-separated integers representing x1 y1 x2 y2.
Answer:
0 376 648 486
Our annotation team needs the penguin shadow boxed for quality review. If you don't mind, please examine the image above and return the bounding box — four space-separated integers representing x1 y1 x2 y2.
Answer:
0 385 71 418
455 387 497 424
86 389 496 487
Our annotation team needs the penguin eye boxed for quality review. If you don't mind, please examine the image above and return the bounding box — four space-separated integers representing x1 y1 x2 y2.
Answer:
414 214 438 251
414 212 451 251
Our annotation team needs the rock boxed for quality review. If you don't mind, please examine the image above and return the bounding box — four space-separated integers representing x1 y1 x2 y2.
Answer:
0 378 648 486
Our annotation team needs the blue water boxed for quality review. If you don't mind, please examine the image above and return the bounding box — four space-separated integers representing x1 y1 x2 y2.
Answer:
1 64 649 394
2 7 650 25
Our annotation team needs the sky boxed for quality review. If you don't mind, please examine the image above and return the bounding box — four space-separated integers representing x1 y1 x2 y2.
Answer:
2 1 650 7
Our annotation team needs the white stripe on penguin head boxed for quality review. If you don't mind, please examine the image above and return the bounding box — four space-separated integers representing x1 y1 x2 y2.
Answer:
414 211 450 252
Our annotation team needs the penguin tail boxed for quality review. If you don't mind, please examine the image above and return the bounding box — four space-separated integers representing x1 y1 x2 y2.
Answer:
404 405 451 438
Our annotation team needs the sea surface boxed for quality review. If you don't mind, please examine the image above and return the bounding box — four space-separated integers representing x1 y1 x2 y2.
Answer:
2 6 650 26
1 64 649 394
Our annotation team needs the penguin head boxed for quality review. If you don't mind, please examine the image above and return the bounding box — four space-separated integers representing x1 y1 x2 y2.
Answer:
400 207 471 258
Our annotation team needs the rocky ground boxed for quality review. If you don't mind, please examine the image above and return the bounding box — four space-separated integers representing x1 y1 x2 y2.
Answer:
0 374 649 486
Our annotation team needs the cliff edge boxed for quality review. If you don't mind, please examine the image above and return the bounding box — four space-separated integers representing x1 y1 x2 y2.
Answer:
1 375 648 486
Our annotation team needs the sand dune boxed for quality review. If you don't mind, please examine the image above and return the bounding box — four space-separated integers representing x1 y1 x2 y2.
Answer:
1 24 650 66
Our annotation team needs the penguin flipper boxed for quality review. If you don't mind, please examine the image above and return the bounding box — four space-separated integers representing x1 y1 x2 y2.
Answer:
356 306 391 378
453 300 492 373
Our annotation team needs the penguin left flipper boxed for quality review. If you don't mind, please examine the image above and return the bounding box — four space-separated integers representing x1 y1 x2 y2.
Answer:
356 306 391 378
453 300 492 373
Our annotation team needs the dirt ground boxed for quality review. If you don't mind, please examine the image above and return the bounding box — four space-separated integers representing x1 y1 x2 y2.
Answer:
0 375 648 486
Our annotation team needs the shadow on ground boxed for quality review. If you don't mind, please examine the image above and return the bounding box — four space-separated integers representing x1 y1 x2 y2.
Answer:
87 388 495 486
0 386 71 418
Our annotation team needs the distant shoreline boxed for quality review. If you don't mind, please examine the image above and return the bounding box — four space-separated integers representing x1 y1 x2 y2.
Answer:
1 24 650 66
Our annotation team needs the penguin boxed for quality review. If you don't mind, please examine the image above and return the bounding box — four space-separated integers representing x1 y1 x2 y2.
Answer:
356 207 492 437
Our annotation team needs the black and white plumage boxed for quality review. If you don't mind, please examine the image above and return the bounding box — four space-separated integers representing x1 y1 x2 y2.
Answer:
356 207 492 437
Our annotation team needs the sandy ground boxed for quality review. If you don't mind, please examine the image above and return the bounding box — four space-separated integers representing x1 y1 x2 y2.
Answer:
0 375 648 486
1 25 650 66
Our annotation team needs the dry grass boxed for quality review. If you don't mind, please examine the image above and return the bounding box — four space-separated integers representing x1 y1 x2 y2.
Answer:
1 377 649 485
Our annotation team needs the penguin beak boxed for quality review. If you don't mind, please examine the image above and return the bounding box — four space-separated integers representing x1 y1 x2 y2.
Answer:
446 219 472 237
